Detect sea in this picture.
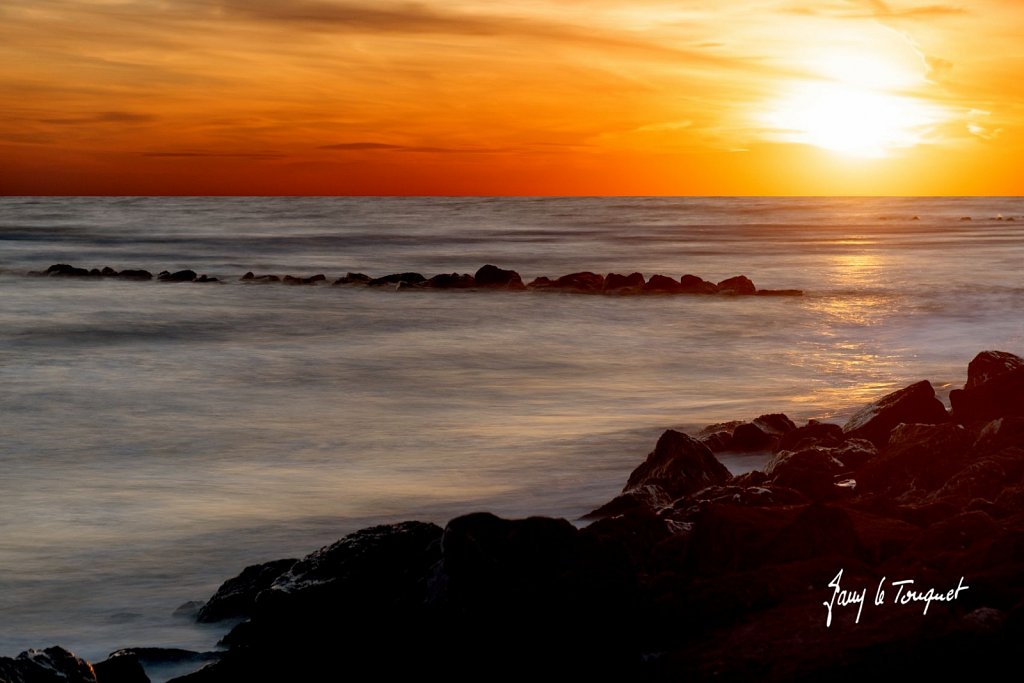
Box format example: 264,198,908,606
1,196,1022,674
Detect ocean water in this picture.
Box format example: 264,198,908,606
1,197,1022,667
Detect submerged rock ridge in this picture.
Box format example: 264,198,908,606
28,263,803,297
11,350,1024,682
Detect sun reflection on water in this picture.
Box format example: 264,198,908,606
784,251,912,416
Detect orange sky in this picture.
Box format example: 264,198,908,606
1,0,1022,195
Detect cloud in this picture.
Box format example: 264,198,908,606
924,54,954,80
865,1,966,18
590,119,705,152
143,151,287,159
319,142,405,150
319,141,511,154
41,111,157,125
966,109,1002,140
206,0,779,74
786,1,965,19
213,0,502,34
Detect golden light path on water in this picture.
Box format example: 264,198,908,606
785,250,914,413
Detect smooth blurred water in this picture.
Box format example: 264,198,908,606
1,197,1022,664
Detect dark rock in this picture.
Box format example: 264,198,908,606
172,600,203,618
117,270,153,280
764,447,846,500
901,510,999,569
974,417,1024,454
333,272,370,285
731,422,773,451
45,263,91,277
828,438,878,469
843,508,921,563
684,503,803,573
93,652,149,683
761,440,874,498
100,267,118,277
367,272,426,286
716,275,756,294
0,647,96,683
963,607,1006,633
109,649,219,666
965,350,1024,389
623,429,732,504
695,421,746,451
431,512,639,676
259,521,442,607
158,269,197,283
425,272,476,288
642,274,684,293
994,483,1024,514
526,276,552,287
933,446,1024,506
583,485,665,519
439,513,601,606
114,649,220,683
196,558,297,623
697,420,744,439
776,419,844,452
856,422,973,498
241,272,277,282
753,413,797,437
732,470,769,487
581,507,673,573
764,503,865,565
679,483,807,508
194,275,218,283
89,268,102,276
395,281,422,290
679,274,719,294
603,272,645,291
473,264,525,289
700,429,734,452
551,271,605,292
188,514,639,681
842,380,948,447
282,274,325,285
193,522,443,680
951,351,1024,423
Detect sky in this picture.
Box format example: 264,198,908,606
1,0,1022,195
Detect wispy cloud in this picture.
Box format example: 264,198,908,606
319,141,510,153
143,150,287,159
41,111,157,125
213,0,505,34
786,0,965,19
966,109,1003,140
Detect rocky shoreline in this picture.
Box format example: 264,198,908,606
29,263,803,296
4,350,1022,682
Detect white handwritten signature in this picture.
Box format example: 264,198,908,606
824,568,969,627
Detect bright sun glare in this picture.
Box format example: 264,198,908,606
762,48,945,158
765,83,939,158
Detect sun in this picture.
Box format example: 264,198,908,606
762,82,941,158
758,43,949,159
